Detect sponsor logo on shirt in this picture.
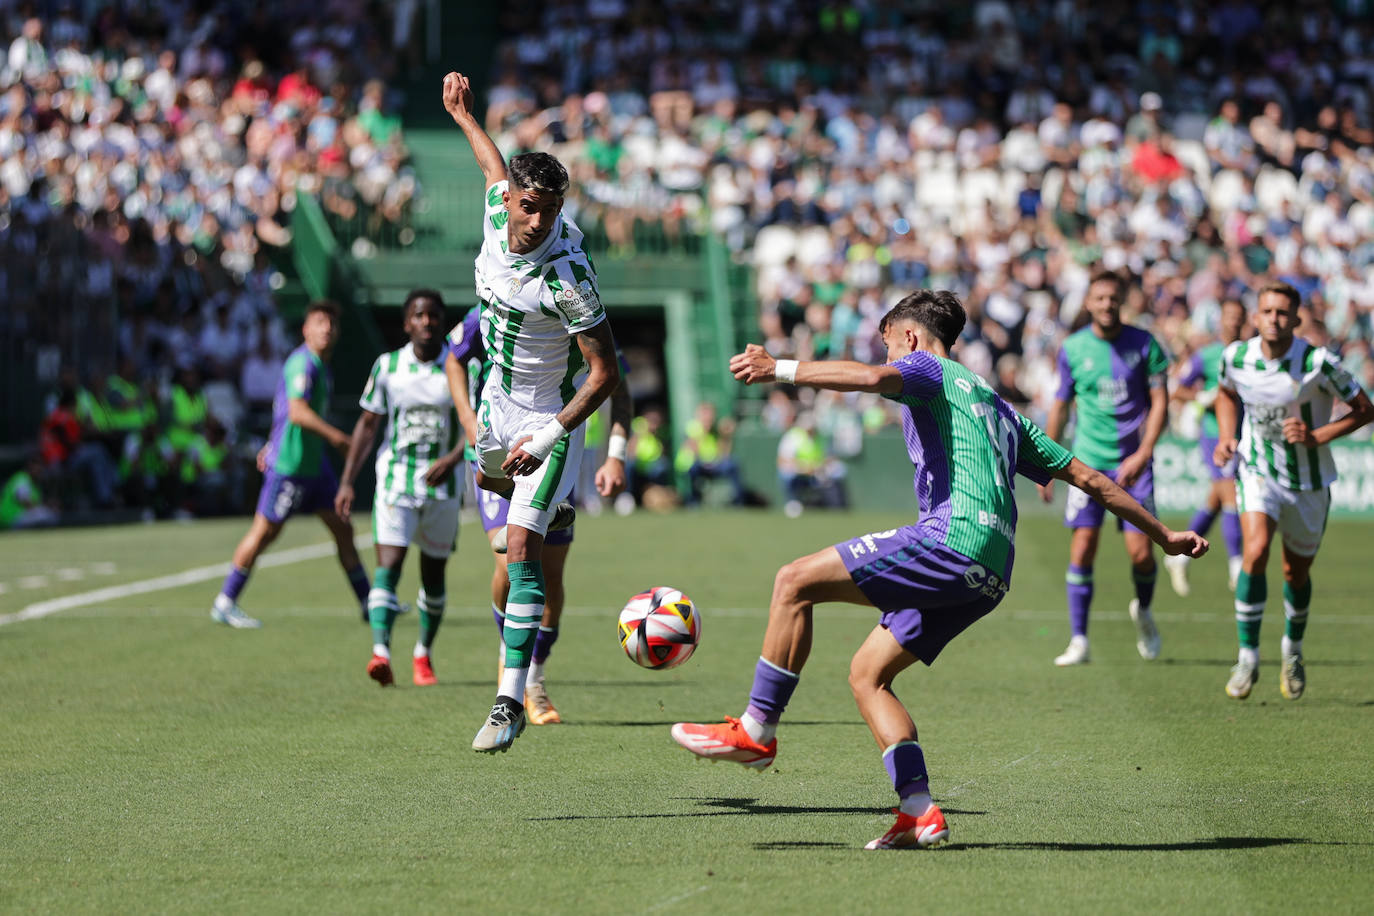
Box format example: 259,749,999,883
554,280,601,322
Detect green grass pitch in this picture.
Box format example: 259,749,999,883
1,510,1371,914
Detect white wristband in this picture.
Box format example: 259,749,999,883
607,433,628,462
774,359,799,384
525,418,568,461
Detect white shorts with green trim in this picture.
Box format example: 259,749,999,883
372,496,461,558
476,387,585,536
1235,469,1329,558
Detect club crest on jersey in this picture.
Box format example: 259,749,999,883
554,280,600,321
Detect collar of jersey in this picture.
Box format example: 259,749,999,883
405,342,442,369
503,215,563,265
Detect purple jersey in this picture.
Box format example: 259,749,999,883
264,344,331,477
1055,325,1169,470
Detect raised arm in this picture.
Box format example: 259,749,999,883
442,71,507,187
730,343,903,393
1054,457,1209,558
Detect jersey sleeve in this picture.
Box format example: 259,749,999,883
282,351,316,402
542,258,606,335
883,351,943,401
1316,348,1364,401
358,356,388,415
1014,412,1074,485
1054,345,1075,401
1145,335,1169,388
446,309,484,364
1178,352,1204,388
483,180,509,246
1217,341,1240,390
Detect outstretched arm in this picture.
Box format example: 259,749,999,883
1053,457,1208,558
730,343,903,393
442,71,507,187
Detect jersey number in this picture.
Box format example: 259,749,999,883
970,402,1017,487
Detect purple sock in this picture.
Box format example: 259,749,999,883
882,741,930,798
345,564,369,605
1188,506,1218,537
1133,564,1157,608
533,625,559,663
1221,510,1242,559
492,604,506,642
1066,564,1093,636
220,566,249,601
744,657,799,725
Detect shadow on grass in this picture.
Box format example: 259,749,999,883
530,797,987,822
1160,658,1368,668
944,837,1341,852
565,719,856,728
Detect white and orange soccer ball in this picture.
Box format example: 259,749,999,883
617,587,701,669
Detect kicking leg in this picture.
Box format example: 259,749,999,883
673,546,869,768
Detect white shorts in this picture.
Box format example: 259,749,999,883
475,387,585,536
1235,470,1330,558
372,497,461,558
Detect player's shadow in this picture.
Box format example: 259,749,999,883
530,797,987,822
943,837,1345,852
567,719,856,728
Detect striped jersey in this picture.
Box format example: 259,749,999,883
1219,336,1364,490
887,352,1074,573
1055,325,1169,469
359,343,461,506
475,180,606,413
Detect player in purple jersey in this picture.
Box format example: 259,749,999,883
211,301,370,628
1040,271,1170,667
670,291,1208,850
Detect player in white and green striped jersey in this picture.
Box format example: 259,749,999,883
1215,282,1374,701
335,291,465,689
444,71,622,752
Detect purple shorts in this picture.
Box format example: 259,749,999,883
1064,464,1155,533
835,526,1008,665
473,476,574,546
1199,434,1238,481
256,465,338,525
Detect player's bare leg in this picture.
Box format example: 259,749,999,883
1057,525,1100,665
1278,544,1316,700
673,547,865,769
849,626,949,849
1123,529,1160,660
212,514,283,628
319,508,371,620
1229,512,1279,698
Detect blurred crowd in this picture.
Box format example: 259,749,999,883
490,0,1374,498
0,1,414,524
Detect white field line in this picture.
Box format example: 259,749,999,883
0,534,369,627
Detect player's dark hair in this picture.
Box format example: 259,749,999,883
403,288,445,316
1088,269,1126,299
880,290,966,349
305,299,341,321
1257,281,1300,312
508,152,570,196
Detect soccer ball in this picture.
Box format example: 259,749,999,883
617,587,701,669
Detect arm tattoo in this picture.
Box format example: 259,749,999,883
556,322,621,432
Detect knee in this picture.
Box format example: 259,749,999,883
1244,541,1269,567
771,561,808,608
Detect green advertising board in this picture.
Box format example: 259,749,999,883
1152,435,1374,518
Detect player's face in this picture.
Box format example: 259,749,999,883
881,320,920,361
505,186,562,254
1254,292,1297,345
1085,280,1123,333
405,298,444,351
1220,302,1247,343
303,311,339,353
